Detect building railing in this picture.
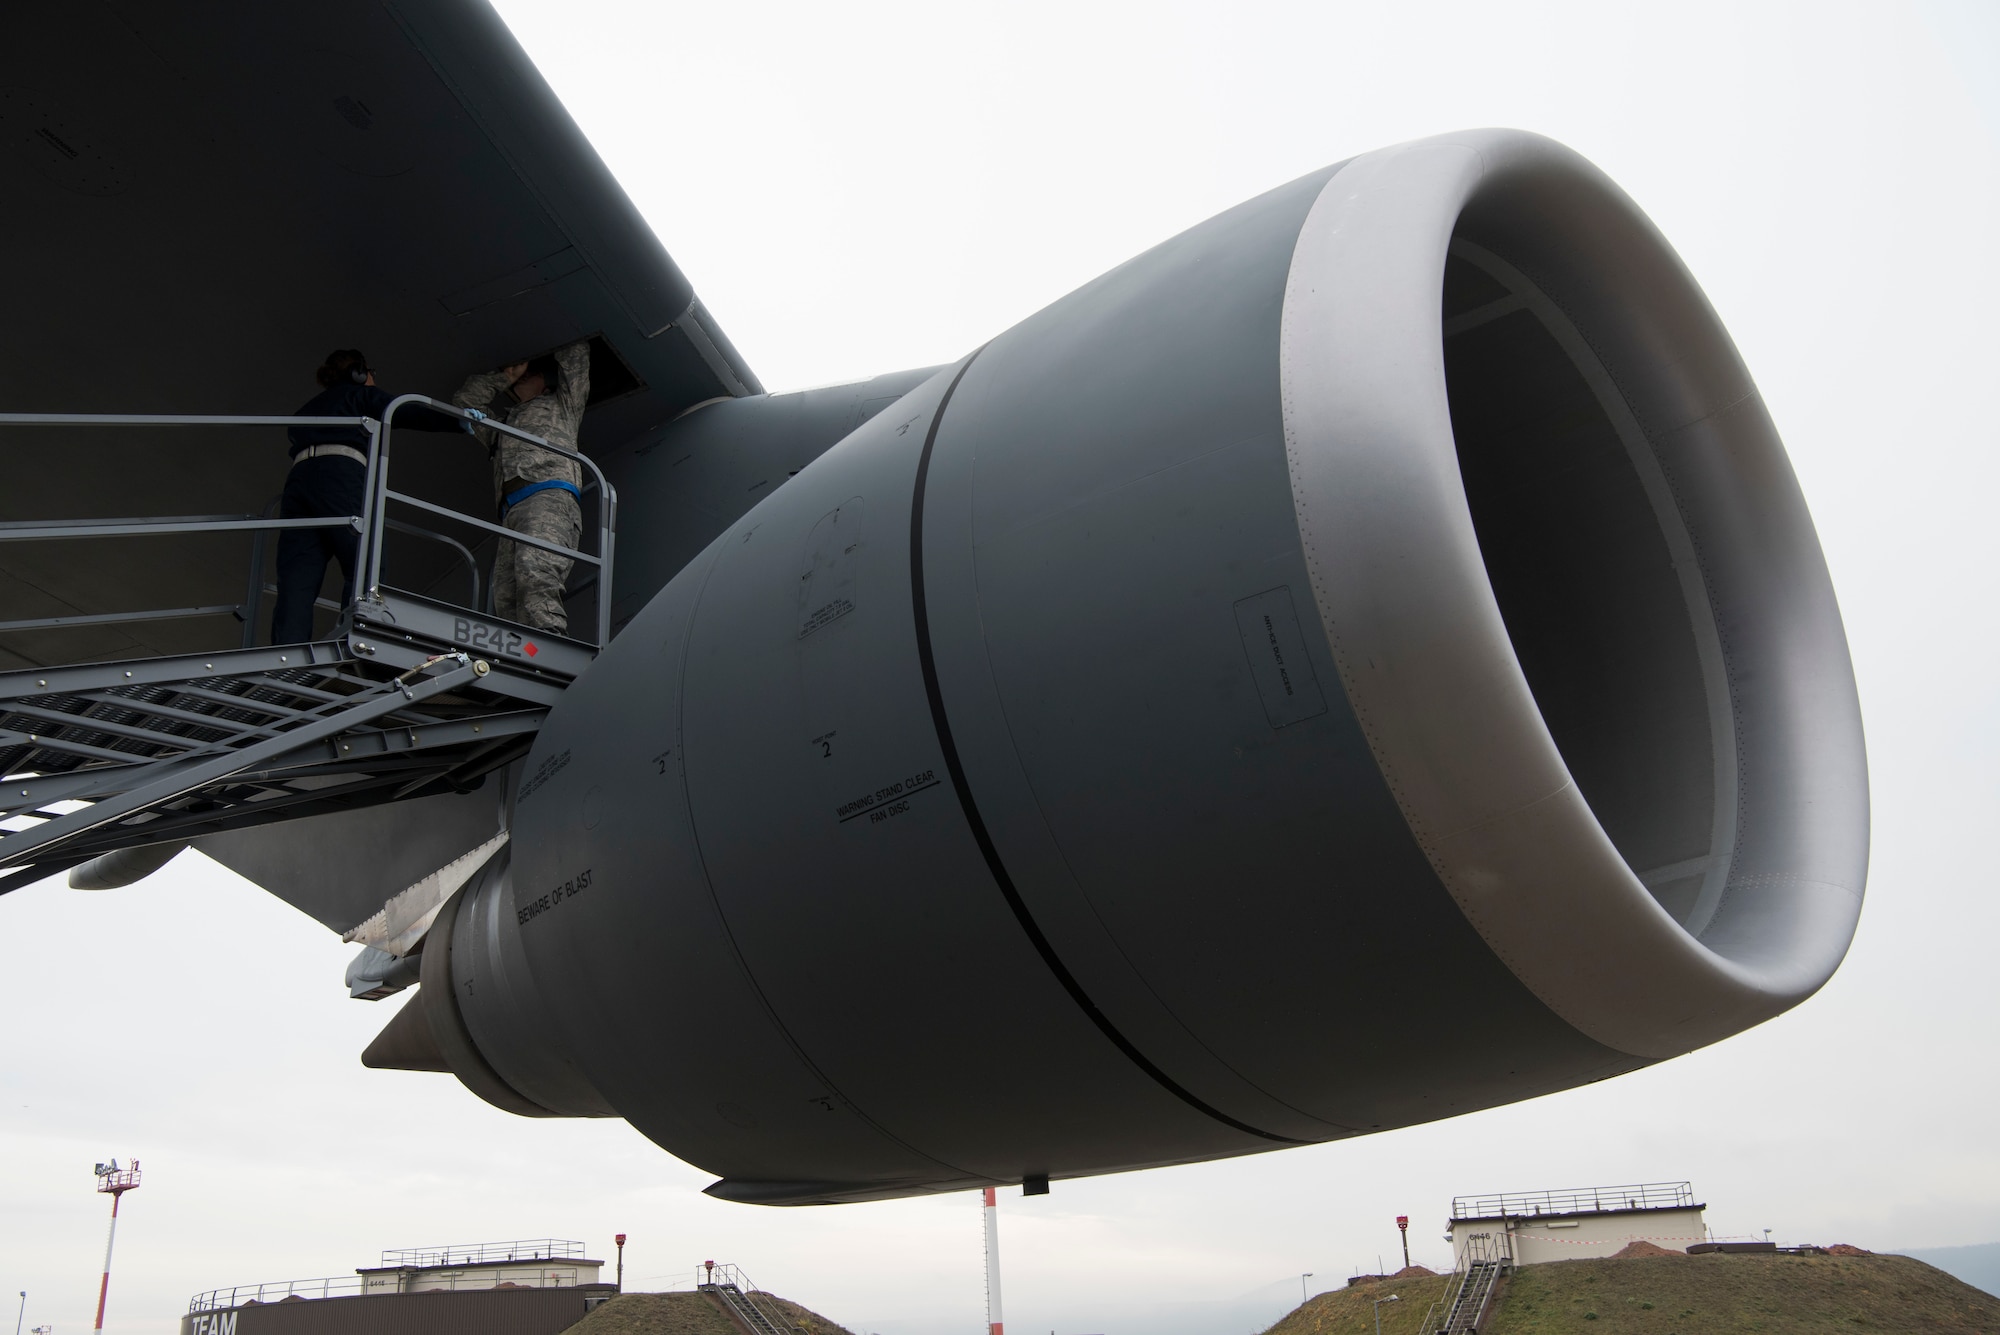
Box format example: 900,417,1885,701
381,1238,586,1268
187,1276,363,1312
0,400,617,650
1451,1180,1697,1220
188,1262,593,1313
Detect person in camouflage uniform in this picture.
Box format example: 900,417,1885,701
453,339,591,633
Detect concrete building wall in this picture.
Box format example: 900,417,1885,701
1449,1206,1709,1267
358,1260,602,1294
181,1287,594,1335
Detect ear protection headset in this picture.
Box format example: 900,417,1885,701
316,349,372,390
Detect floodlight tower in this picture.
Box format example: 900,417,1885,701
91,1158,141,1335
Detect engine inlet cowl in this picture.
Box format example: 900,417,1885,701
1278,132,1866,1058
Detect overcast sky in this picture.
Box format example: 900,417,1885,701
5,3,1998,1334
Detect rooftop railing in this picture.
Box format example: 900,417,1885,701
186,1265,594,1314
380,1238,586,1268
1450,1181,1697,1220
187,1275,362,1312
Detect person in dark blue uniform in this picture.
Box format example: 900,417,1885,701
271,349,467,644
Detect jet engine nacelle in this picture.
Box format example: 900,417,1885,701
415,130,1867,1204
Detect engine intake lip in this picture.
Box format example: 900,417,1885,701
1278,129,1867,1059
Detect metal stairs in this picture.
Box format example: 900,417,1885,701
696,1266,800,1335
705,1284,790,1335
0,400,616,893
1434,1255,1506,1334
0,590,598,892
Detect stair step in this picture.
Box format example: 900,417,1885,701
0,614,565,885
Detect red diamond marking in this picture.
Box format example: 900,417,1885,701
523,642,539,657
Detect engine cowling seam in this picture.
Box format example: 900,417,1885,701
907,348,1302,1148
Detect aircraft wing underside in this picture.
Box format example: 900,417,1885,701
0,0,757,672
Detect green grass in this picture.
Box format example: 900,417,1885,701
568,1289,854,1335
1262,1273,1457,1335
1263,1253,2000,1335
569,1291,740,1335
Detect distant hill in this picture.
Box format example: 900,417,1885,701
1899,1243,2000,1299
1260,1252,2000,1334
568,1289,856,1335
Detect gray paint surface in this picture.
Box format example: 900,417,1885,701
1276,132,1864,1058
0,0,1868,1203
918,165,1628,1139
0,0,755,670
198,785,504,936
465,133,1861,1201
600,367,942,630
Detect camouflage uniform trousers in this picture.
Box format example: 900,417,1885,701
494,488,581,633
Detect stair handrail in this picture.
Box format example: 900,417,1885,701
1432,1231,1512,1335
695,1263,806,1335
1435,1232,1502,1335
367,394,618,645
711,1284,773,1335
1468,1261,1503,1332
0,413,373,645
240,495,484,647
0,404,618,653
741,1285,802,1335
1439,1263,1475,1333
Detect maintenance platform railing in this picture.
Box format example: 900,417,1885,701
1450,1181,1697,1220
0,399,616,891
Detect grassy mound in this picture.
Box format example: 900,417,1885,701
1262,1273,1456,1335
1489,1252,1998,1333
1261,1253,2000,1335
569,1289,854,1335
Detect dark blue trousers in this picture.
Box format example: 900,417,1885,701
271,456,364,645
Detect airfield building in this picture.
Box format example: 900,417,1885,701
1447,1182,1710,1268
182,1238,613,1335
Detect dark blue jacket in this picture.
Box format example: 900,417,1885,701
288,384,468,457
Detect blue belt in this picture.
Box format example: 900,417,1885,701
501,479,582,513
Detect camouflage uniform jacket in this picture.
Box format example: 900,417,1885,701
452,338,591,496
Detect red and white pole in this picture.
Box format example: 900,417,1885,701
90,1160,140,1335
92,1190,121,1335
982,1187,1004,1335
